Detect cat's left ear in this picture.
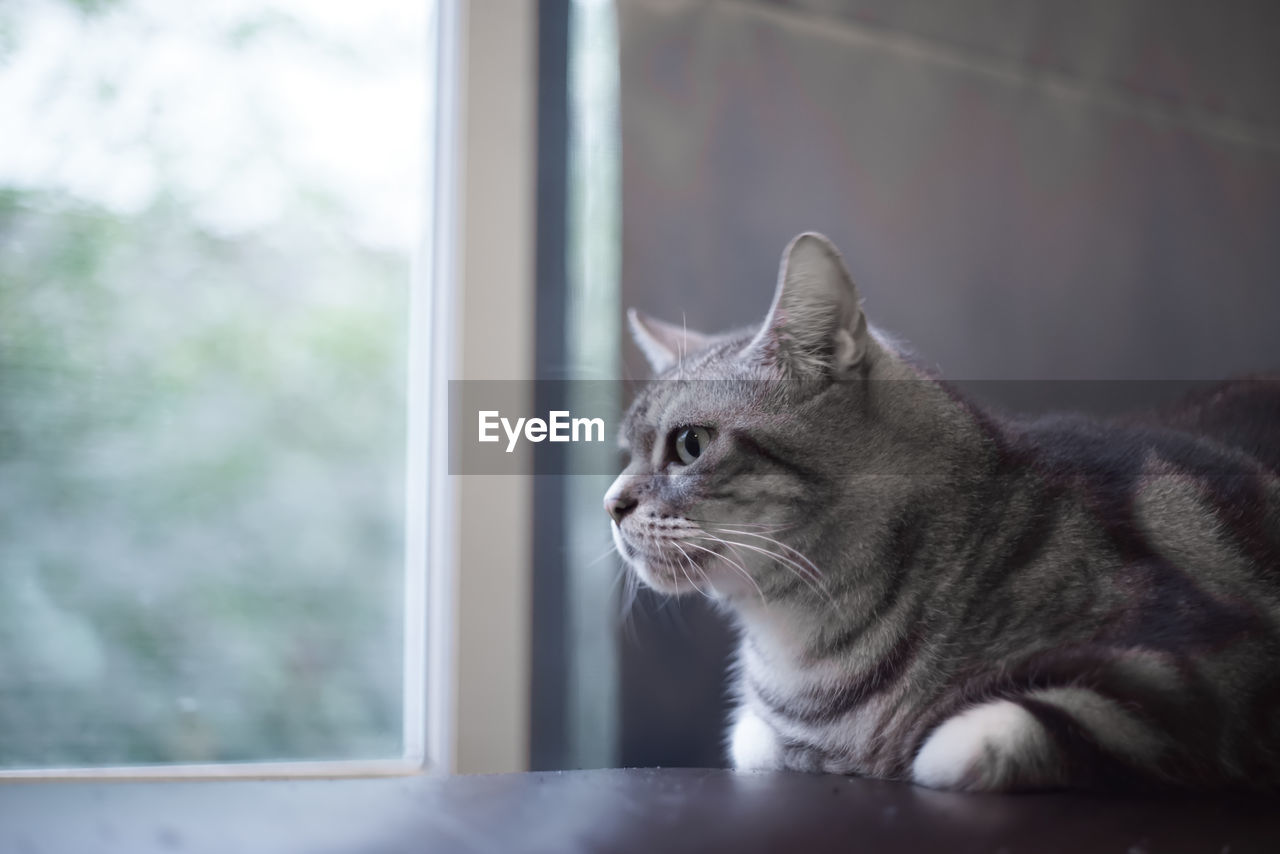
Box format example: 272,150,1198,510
627,308,713,375
745,232,872,378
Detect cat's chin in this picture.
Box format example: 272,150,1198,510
615,527,759,600
629,557,707,596
628,554,761,602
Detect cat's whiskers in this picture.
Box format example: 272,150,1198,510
587,539,621,568
681,539,768,609
610,562,639,641
681,544,722,601
679,312,688,380
700,532,838,609
597,537,639,634
671,541,715,601
619,567,643,643
687,517,795,534
707,528,823,579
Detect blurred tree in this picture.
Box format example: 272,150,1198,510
0,0,419,766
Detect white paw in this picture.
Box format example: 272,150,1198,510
912,699,1061,792
729,709,782,771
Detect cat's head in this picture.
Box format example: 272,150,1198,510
605,233,909,602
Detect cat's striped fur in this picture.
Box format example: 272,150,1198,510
606,233,1280,792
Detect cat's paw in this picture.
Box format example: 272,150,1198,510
729,709,782,771
912,699,1063,792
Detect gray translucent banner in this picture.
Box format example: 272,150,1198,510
448,378,1279,475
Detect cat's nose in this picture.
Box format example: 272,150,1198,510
605,493,638,523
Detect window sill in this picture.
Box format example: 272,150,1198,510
2,767,1275,854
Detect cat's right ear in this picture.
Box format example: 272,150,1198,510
628,308,711,375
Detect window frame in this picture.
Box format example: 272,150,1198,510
0,0,537,782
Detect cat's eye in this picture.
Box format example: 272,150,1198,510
673,426,714,465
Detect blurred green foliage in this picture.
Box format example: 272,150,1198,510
0,1,411,767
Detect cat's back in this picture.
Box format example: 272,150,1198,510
1130,376,1280,475
999,377,1280,485
987,386,1280,596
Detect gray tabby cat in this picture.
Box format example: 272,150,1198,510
605,232,1280,792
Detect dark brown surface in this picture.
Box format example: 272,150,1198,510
3,768,1279,853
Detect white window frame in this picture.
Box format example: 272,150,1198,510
429,0,535,776
0,0,535,781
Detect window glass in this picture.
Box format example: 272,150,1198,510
0,0,426,767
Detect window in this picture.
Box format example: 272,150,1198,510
0,0,432,775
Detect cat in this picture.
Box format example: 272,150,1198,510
605,232,1280,792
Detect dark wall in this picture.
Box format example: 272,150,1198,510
615,0,1280,767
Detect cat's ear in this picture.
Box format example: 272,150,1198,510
745,232,871,378
628,308,712,375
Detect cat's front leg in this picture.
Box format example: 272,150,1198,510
729,707,784,771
